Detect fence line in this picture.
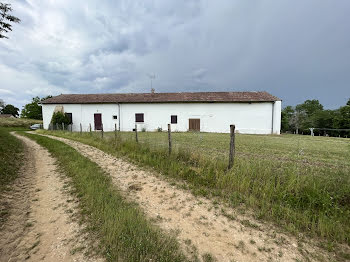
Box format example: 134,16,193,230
47,123,238,169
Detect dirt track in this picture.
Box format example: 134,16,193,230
37,133,335,262
0,133,101,262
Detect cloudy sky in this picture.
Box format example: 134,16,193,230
1,0,349,110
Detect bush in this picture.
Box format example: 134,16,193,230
51,112,69,125
157,127,162,132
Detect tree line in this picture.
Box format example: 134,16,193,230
282,98,350,137
0,96,51,119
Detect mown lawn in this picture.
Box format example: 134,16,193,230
38,130,350,249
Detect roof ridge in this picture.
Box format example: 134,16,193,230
42,91,281,104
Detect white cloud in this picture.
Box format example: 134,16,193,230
0,89,14,95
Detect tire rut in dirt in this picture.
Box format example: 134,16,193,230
0,133,102,262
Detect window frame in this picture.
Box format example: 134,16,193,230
171,115,177,124
135,113,144,123
65,113,73,124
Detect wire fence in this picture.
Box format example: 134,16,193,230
44,121,350,174
47,122,238,169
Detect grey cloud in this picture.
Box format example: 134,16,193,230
0,0,349,109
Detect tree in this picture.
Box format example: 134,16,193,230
338,105,350,129
347,98,350,106
21,96,52,120
0,2,20,39
281,106,295,132
0,104,19,117
295,99,324,116
51,112,69,126
0,99,4,109
295,100,324,130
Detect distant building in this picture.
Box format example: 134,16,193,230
41,91,281,134
0,114,15,118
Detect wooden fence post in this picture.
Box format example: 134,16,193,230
55,123,58,130
62,123,64,131
228,124,235,169
168,124,172,155
89,123,92,133
80,123,82,134
101,124,104,139
114,123,117,141
135,124,138,143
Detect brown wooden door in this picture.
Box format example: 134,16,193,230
94,113,102,130
189,119,200,131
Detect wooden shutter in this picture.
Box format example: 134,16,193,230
135,113,144,122
171,115,177,124
65,113,72,124
189,119,200,131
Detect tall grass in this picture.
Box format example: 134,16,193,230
0,128,24,192
38,130,350,246
23,132,187,262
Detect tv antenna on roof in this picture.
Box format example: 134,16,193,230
147,73,156,92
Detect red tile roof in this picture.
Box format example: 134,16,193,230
41,91,281,104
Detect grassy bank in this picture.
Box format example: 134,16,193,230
22,132,187,262
0,118,42,128
0,128,24,224
38,130,350,248
0,128,24,192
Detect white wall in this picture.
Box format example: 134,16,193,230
42,104,119,132
273,101,281,135
42,102,281,134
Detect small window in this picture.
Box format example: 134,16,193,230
171,115,177,124
65,113,72,124
135,113,144,123
113,115,118,119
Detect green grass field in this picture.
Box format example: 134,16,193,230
38,130,350,249
104,131,350,169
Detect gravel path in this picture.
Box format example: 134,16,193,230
35,133,335,262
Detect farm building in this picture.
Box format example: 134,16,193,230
41,91,281,134
0,114,15,118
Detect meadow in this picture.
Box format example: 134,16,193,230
38,129,350,249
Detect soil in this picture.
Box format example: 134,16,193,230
0,133,102,262
38,133,339,262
